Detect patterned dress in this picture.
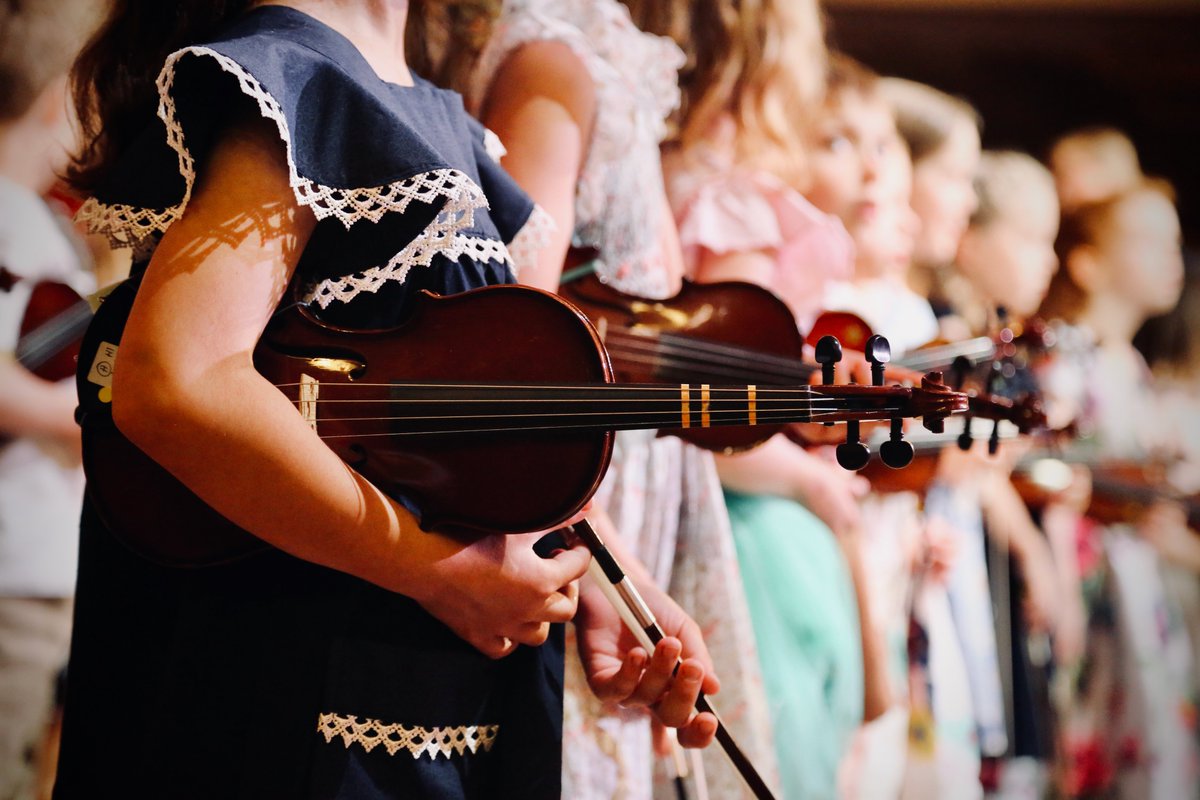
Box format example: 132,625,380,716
55,8,559,798
472,3,777,798
665,129,865,799
1041,327,1199,799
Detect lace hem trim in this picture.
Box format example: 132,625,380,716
302,232,512,308
317,712,499,760
506,204,556,279
77,45,488,263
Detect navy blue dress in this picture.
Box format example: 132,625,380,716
55,8,563,799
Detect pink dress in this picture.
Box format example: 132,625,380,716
665,124,853,333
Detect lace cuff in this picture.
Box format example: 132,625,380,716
506,204,556,279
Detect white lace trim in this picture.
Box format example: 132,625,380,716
303,232,512,307
506,204,556,279
483,127,508,163
317,712,499,760
77,45,489,282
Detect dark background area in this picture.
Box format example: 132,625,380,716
824,0,1200,242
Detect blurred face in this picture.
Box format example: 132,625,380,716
910,118,981,266
958,190,1059,317
804,89,906,242
1050,140,1140,212
1097,189,1185,316
854,137,919,280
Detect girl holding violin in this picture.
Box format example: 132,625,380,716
639,13,889,797
1038,179,1196,800
935,150,1072,796
803,61,983,798
460,2,770,797
55,2,714,796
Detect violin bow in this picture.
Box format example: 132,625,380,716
567,519,778,800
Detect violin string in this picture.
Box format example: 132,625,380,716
279,403,917,423
269,381,914,398
601,328,816,378
311,408,907,439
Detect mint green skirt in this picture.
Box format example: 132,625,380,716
725,490,863,800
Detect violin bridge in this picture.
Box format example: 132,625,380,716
299,374,319,432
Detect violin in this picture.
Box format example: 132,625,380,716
75,277,967,567
1,269,93,445
560,272,936,467
858,393,1049,494
1014,457,1200,529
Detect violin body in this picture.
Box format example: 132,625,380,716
18,280,90,381
77,279,615,566
78,278,963,567
560,273,806,452
2,276,92,447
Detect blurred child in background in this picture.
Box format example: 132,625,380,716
0,2,100,797
1039,180,1197,799
1049,126,1143,214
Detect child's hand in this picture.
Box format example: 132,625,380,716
404,526,591,659
919,516,960,584
575,576,720,749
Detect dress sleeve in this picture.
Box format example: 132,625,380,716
76,35,489,286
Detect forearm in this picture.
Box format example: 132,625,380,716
980,472,1045,564
114,335,427,598
714,433,822,501
841,538,892,719
0,358,80,443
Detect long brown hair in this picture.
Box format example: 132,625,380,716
68,1,255,195
620,0,826,184
405,0,501,96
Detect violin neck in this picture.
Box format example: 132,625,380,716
17,298,92,371
896,337,995,373
319,381,905,437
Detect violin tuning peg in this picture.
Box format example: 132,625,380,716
837,441,872,471
865,335,891,387
881,417,914,469
880,439,915,469
836,419,871,471
815,336,842,385
950,355,971,390
957,415,974,451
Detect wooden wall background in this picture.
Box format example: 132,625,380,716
824,0,1200,241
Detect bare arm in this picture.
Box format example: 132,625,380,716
0,359,79,448
111,120,589,657
693,247,776,289
479,41,596,291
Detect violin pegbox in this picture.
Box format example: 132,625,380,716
904,370,968,435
